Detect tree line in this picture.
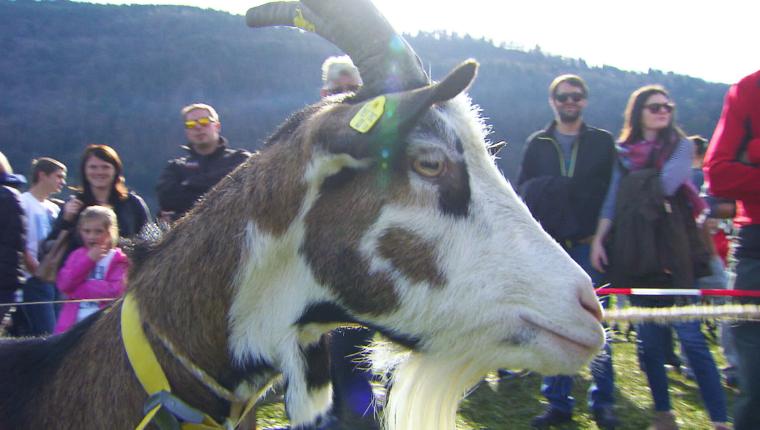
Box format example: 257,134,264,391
0,0,729,209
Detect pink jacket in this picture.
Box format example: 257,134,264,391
54,247,129,333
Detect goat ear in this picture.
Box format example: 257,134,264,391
318,60,478,161
425,59,478,104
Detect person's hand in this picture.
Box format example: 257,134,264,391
87,244,109,262
703,217,719,234
63,197,84,222
590,239,608,273
24,251,39,274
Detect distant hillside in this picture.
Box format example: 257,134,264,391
0,0,729,209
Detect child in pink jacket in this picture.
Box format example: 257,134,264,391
54,206,128,333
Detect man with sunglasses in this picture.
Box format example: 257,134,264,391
517,74,618,430
156,103,250,222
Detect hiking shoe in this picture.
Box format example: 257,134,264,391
592,407,619,430
723,366,739,388
647,411,678,430
530,407,572,428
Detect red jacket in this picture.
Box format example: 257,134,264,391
704,70,760,227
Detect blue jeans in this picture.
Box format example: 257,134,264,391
541,243,615,413
732,257,760,430
699,256,739,369
632,299,728,422
0,289,15,322
328,327,376,419
22,276,57,336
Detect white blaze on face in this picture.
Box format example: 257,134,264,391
367,95,604,368
359,96,605,430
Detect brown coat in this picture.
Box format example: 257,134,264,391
607,168,711,291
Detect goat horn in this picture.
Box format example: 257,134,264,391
246,0,430,98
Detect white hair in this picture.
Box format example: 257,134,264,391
321,55,363,90
181,103,220,122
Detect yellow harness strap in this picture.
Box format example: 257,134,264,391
122,294,256,430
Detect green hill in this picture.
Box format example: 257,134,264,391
0,0,729,209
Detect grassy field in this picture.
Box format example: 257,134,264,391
256,329,736,429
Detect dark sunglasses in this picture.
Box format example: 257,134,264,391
184,116,216,129
644,102,675,114
554,92,585,103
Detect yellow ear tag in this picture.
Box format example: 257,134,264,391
350,96,386,134
293,8,316,32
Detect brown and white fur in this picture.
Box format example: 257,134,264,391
0,2,605,430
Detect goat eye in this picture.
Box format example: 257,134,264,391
412,159,445,177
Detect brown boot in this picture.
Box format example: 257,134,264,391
647,411,678,430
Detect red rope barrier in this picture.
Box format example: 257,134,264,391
596,288,760,297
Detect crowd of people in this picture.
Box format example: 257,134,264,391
0,59,757,430
515,71,759,430
0,98,250,334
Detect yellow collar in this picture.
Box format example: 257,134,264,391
121,293,256,430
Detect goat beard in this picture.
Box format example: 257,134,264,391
371,343,491,430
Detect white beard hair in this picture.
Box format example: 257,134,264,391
372,343,490,430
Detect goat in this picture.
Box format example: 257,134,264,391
0,1,605,429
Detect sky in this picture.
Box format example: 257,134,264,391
73,0,758,84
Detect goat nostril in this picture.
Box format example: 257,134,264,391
580,296,603,323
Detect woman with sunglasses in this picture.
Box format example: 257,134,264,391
590,85,728,430
49,144,151,256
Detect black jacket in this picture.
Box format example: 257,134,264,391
517,122,616,242
0,180,24,292
156,138,250,220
